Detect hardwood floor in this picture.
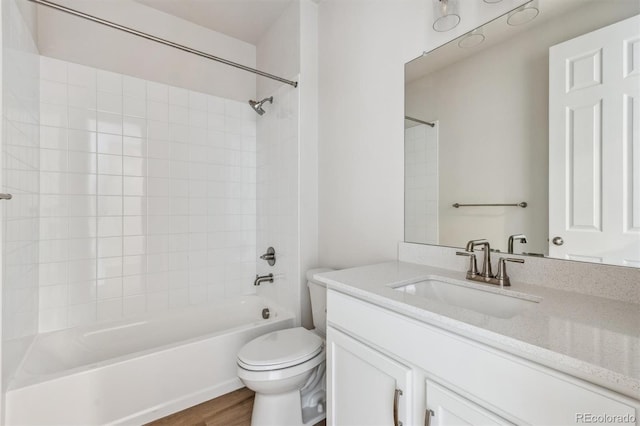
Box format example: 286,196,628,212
147,387,326,426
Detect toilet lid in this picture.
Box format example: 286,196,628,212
237,327,323,370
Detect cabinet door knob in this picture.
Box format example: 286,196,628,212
552,236,564,246
393,388,403,426
425,408,435,426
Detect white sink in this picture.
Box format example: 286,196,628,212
391,276,541,319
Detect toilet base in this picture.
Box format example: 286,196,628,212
251,390,303,426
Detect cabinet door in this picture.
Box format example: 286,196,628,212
425,380,512,426
327,327,412,426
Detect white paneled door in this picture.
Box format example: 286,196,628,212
549,15,640,266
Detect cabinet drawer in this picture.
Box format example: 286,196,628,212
328,290,638,425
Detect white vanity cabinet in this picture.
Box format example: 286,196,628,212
327,328,413,426
326,289,639,426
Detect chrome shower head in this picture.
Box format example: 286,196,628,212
248,96,273,115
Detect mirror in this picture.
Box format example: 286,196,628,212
405,0,640,267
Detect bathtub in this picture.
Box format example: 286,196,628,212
5,296,294,425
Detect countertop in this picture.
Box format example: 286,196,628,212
315,261,640,400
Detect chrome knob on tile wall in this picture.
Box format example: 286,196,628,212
0,193,12,200
260,247,276,266
552,236,564,246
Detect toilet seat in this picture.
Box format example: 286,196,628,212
237,327,323,371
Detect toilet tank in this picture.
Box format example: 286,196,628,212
306,268,334,336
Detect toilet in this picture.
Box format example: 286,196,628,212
237,268,332,426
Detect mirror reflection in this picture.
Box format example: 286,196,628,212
405,0,640,267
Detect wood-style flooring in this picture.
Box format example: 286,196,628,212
147,387,326,426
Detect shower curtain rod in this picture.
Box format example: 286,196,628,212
404,116,435,127
27,0,299,88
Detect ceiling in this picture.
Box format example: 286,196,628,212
135,0,294,45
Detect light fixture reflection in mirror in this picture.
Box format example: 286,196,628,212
483,0,503,3
458,28,485,49
507,0,539,26
433,0,460,32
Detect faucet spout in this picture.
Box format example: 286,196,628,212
254,273,274,286
464,239,492,278
508,234,528,254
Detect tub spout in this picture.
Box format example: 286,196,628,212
254,274,274,286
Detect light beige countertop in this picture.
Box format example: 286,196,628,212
315,261,640,401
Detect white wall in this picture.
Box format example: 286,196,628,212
38,57,258,332
36,0,256,102
318,0,427,269
1,0,40,393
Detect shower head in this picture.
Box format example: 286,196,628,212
249,96,273,115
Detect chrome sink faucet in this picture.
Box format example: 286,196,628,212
457,239,524,287
465,239,493,278
508,234,527,254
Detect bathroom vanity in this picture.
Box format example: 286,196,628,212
316,262,640,426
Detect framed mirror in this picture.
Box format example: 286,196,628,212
405,0,640,267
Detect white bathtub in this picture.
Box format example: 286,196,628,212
5,296,294,425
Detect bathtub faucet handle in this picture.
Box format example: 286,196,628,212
259,247,276,266
254,274,274,286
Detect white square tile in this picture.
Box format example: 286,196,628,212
39,307,68,332
97,277,123,299
97,70,122,94
69,107,97,132
98,216,123,237
98,133,122,155
147,82,169,102
98,237,123,258
68,217,97,238
189,92,207,111
97,112,123,135
123,116,146,138
124,236,146,256
123,198,146,216
123,136,146,157
123,255,146,276
68,259,97,283
169,288,189,308
68,281,97,305
39,284,68,309
41,126,68,150
68,151,97,173
97,175,123,196
68,130,97,152
98,154,122,176
123,275,146,296
68,63,96,88
169,87,189,106
69,238,97,260
97,257,123,279
124,97,146,118
124,215,146,235
123,157,145,176
41,80,67,105
68,85,97,109
97,91,123,114
67,174,97,195
41,56,67,83
147,101,169,122
207,95,225,114
123,76,146,98
40,103,68,127
124,176,145,196
68,195,97,216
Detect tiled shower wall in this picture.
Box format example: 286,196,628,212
2,0,40,342
38,57,257,332
256,82,300,318
405,123,438,245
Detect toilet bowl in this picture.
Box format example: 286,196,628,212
237,268,333,426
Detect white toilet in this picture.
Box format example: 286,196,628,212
237,268,332,426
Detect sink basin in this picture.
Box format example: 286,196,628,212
391,276,541,319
